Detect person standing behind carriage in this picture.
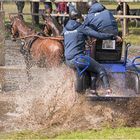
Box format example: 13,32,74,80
57,2,68,25
44,2,52,15
84,0,118,35
15,1,25,19
116,2,130,34
63,9,122,95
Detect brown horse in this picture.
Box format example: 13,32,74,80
42,15,63,36
9,15,36,40
9,15,64,68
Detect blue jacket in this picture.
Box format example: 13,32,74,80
63,20,116,60
84,3,118,35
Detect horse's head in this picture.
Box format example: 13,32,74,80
43,17,52,36
9,14,23,40
9,14,36,40
43,15,62,36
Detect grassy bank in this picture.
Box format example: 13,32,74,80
0,127,140,139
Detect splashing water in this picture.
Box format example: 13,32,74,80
1,65,78,131
0,39,139,135
0,65,139,134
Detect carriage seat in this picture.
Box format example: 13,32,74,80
95,39,123,62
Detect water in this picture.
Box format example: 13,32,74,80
0,40,139,134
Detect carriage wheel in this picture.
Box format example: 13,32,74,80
74,71,91,93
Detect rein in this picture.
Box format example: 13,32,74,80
17,35,64,41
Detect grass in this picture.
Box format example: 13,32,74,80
4,2,44,23
3,2,140,46
125,27,140,46
0,127,140,139
3,2,140,21
56,127,140,139
103,2,140,9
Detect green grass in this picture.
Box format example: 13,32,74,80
0,127,140,139
3,2,140,21
3,2,140,45
4,2,44,22
125,27,140,46
103,2,140,9
56,127,140,139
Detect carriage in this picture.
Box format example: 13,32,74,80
74,39,140,101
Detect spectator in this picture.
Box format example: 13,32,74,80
52,1,57,14
30,2,39,24
57,2,68,14
67,2,77,13
57,2,68,25
44,2,52,15
116,2,130,34
116,2,130,15
40,0,51,14
15,1,25,19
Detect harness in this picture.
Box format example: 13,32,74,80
21,32,47,55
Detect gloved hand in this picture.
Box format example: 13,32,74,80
115,36,122,43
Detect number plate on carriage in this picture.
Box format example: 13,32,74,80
102,40,116,50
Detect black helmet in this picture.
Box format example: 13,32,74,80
69,9,82,20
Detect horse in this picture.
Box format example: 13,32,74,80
9,14,64,68
9,14,36,40
42,15,63,36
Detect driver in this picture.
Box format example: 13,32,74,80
63,9,122,95
84,0,118,35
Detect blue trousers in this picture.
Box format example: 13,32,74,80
66,55,110,89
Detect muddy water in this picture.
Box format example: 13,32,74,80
0,40,139,134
